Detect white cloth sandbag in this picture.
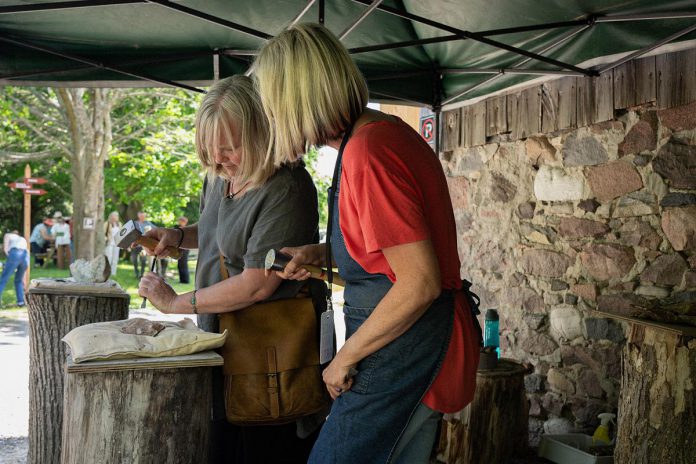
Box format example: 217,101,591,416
62,318,227,363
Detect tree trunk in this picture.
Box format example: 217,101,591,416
27,284,129,464
61,364,213,464
438,359,529,464
615,325,696,464
57,88,113,260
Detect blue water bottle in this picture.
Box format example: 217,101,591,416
484,309,500,358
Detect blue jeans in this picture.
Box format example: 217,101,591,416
392,403,443,463
308,296,453,464
0,248,29,305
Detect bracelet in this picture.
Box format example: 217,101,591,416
190,289,198,314
174,226,185,249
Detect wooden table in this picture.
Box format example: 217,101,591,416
27,279,129,464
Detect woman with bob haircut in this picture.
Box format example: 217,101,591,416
138,75,320,464
254,23,481,463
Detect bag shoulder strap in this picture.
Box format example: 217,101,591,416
325,124,355,289
219,254,230,280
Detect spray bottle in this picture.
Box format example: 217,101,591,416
592,413,616,445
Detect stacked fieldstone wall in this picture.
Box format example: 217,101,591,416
441,75,696,444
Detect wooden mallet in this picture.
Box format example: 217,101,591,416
265,249,345,287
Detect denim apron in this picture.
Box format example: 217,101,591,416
308,136,454,464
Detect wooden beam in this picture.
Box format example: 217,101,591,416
442,108,461,151
486,95,507,137
634,55,657,105
613,61,636,109
657,48,696,109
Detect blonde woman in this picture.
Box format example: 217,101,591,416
138,75,320,463
104,211,121,276
255,24,481,464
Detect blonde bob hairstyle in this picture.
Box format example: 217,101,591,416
253,23,369,165
195,75,273,187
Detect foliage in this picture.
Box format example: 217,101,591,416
304,147,330,228
106,89,204,226
0,86,205,234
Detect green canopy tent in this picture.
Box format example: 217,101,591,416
2,0,696,147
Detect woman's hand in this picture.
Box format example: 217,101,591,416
276,243,326,281
322,354,357,400
138,272,178,313
143,227,181,257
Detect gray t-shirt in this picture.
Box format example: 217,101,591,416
195,164,319,333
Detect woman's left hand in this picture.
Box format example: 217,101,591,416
138,272,178,313
322,356,357,400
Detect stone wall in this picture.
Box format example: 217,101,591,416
442,100,696,444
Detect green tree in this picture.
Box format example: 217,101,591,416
105,90,203,226
0,87,203,256
304,147,330,229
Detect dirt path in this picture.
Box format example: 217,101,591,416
0,310,29,464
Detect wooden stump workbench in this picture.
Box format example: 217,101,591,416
60,352,222,464
27,278,130,464
438,358,530,464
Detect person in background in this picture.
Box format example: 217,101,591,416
0,230,29,308
176,216,190,284
52,212,71,269
67,216,75,263
104,211,122,276
29,217,53,267
130,211,153,279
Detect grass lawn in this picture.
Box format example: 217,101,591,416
0,257,196,309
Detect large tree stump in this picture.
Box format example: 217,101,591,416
438,359,529,464
615,324,696,464
27,280,129,464
61,353,221,464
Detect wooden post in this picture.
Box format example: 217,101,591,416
60,353,220,464
24,163,31,288
437,359,529,464
27,281,129,464
615,324,696,464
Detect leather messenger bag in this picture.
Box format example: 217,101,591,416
218,256,330,425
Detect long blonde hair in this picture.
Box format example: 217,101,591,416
253,23,368,165
195,75,273,187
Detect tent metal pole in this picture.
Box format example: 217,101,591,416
0,0,141,14
369,90,428,107
1,50,218,80
350,18,595,54
441,24,590,106
339,0,384,41
434,109,441,154
288,0,316,27
0,35,206,93
598,22,696,73
368,67,584,81
349,0,594,76
220,49,258,56
596,12,696,22
318,0,325,24
144,0,271,39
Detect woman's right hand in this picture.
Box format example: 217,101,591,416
276,243,326,281
143,227,180,258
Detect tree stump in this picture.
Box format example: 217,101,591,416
438,359,529,464
615,324,696,464
27,280,129,464
61,353,221,464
